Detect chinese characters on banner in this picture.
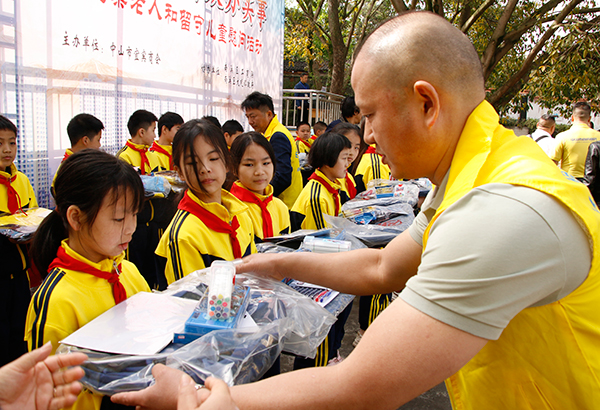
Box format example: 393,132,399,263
98,0,266,55
10,0,283,207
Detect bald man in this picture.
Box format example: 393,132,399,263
112,11,600,410
530,113,556,157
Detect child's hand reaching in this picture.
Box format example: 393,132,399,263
178,375,239,410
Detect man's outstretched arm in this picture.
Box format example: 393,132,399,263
237,228,423,296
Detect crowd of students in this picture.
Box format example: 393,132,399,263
0,90,398,408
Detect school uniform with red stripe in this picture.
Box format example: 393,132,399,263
295,137,312,154
355,145,391,193
230,181,290,242
149,141,173,171
0,163,37,367
339,172,357,204
290,169,342,231
156,189,256,285
24,240,149,410
116,140,164,175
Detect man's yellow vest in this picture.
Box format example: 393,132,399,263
423,101,600,409
264,115,302,208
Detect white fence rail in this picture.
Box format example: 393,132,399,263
281,89,344,129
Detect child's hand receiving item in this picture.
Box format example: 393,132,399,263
178,375,239,410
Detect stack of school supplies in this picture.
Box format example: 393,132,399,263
284,279,339,308
56,268,338,395
357,179,420,206
0,207,52,242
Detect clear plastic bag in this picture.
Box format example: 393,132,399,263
140,175,171,198
357,180,420,207
164,270,336,357
255,242,296,253
324,211,415,248
58,270,336,393
0,207,52,242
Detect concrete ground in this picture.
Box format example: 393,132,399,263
281,299,452,410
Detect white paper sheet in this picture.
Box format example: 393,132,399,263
60,292,198,355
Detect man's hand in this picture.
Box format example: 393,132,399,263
236,253,286,281
111,364,183,410
178,376,239,410
0,342,87,410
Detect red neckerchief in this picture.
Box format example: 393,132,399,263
178,191,242,258
61,150,72,163
308,172,341,215
345,173,357,199
0,173,21,214
365,146,378,155
125,141,150,175
295,137,311,149
49,246,127,305
230,183,274,238
150,142,173,169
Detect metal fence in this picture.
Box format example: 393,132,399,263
281,89,344,129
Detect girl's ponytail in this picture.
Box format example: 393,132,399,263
31,149,144,279
31,210,67,278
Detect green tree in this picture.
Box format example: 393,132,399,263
285,0,395,94
286,0,600,113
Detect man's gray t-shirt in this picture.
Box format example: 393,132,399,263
402,174,591,339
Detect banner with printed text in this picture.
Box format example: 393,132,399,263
0,0,284,207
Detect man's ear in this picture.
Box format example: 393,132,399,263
81,136,90,146
413,80,440,130
66,205,84,231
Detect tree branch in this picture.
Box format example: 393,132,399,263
297,0,331,44
390,0,408,13
460,0,496,33
481,0,520,78
345,0,369,49
488,0,586,106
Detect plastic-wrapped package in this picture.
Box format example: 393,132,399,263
341,201,414,226
324,211,415,248
155,171,186,193
58,320,285,394
356,180,420,207
255,242,296,253
57,269,337,393
164,270,336,357
140,175,171,198
408,177,433,197
0,207,52,242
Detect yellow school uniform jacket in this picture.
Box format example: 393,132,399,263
355,148,391,192
264,115,303,208
230,181,290,242
149,142,173,171
339,172,357,204
291,169,341,231
0,164,37,274
424,101,600,409
156,189,256,284
51,148,74,189
25,240,149,410
295,137,312,154
116,140,164,175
